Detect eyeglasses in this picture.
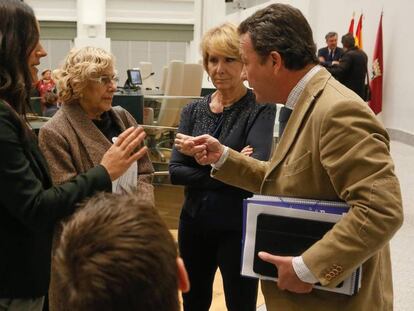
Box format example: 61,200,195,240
90,75,119,86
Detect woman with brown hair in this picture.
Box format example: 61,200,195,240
0,1,147,310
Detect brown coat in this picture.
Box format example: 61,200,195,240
38,102,154,311
213,68,403,311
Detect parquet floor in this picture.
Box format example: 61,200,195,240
154,184,265,311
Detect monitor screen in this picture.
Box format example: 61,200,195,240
127,69,142,86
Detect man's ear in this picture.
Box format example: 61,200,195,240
177,257,190,293
269,51,282,73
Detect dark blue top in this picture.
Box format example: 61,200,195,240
169,89,276,230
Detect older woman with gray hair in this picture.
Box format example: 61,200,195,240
38,46,154,311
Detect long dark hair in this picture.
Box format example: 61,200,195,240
0,0,39,116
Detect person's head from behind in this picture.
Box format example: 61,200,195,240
325,32,338,50
238,3,318,103
53,46,118,119
341,33,355,51
0,0,47,113
201,22,244,93
55,192,189,311
44,91,58,108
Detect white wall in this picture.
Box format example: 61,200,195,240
201,0,414,135
308,0,414,137
26,0,194,24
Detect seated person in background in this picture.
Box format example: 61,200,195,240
169,22,275,311
55,192,190,311
38,46,154,311
36,69,55,109
327,33,368,100
317,32,343,67
43,91,59,117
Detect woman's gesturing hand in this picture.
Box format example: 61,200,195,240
101,127,148,181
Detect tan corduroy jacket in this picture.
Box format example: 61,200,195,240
213,68,403,311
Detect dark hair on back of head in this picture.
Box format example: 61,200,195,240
238,3,318,70
341,33,355,49
56,192,180,311
44,91,58,107
0,0,39,115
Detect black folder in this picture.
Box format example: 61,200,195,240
241,195,362,295
253,213,335,278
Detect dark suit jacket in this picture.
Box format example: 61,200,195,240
318,46,344,67
0,100,112,298
327,47,368,100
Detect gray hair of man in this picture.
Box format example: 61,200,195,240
325,32,338,40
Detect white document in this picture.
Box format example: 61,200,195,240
112,162,137,194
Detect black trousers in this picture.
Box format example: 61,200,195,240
179,214,258,311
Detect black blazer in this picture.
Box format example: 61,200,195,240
318,46,344,67
327,47,368,100
169,90,276,230
0,101,112,298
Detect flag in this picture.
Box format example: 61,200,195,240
355,14,363,49
369,13,383,115
348,12,355,35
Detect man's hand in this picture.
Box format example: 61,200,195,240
174,134,224,165
192,134,224,165
258,252,313,294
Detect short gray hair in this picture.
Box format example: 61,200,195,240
325,32,338,40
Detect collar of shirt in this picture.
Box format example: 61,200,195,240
284,65,322,110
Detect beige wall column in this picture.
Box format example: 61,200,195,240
74,0,110,51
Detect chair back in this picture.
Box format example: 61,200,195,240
157,60,185,127
159,65,168,93
139,61,156,90
182,63,203,96
30,97,42,116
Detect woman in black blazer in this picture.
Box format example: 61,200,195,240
0,1,148,310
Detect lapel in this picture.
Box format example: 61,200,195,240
0,99,53,186
264,69,331,180
61,102,114,166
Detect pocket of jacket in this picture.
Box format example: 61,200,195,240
283,151,312,176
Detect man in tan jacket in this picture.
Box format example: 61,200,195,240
174,3,403,311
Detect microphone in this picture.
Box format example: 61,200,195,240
142,72,155,80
